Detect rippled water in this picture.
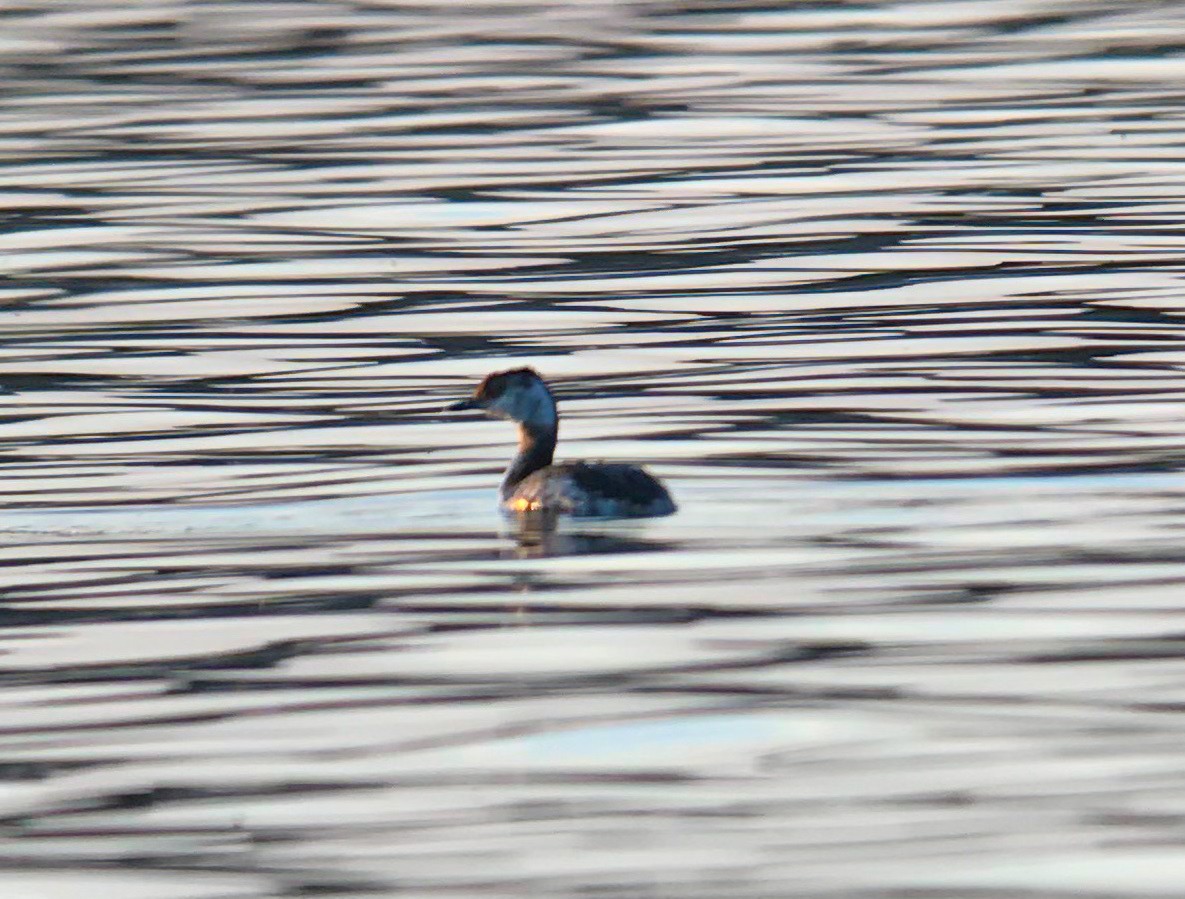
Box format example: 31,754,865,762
8,1,1185,896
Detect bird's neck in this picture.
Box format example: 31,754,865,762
501,420,557,499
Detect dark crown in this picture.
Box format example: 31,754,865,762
476,367,540,400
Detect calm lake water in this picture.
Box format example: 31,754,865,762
6,0,1185,896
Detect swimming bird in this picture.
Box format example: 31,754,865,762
445,367,676,518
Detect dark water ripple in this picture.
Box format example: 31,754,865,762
4,1,1185,896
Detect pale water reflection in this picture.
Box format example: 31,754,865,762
5,0,1185,896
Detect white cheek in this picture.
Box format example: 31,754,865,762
486,395,515,418
486,382,556,425
522,385,556,425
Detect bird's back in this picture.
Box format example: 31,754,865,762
504,461,676,517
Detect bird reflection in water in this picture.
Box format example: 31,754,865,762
500,512,672,618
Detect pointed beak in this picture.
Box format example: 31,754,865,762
443,398,479,412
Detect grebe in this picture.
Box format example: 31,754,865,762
446,367,676,518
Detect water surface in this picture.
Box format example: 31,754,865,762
5,1,1185,896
